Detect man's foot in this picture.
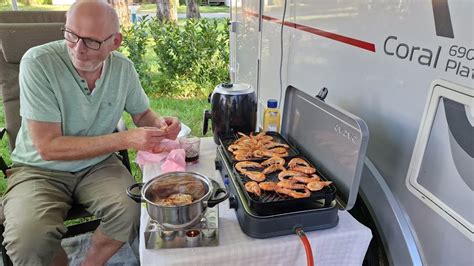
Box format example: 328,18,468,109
81,230,124,266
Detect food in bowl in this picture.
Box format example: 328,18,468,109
156,193,193,206
145,175,206,205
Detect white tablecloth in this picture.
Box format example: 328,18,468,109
139,137,372,265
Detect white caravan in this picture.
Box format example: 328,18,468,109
229,0,473,264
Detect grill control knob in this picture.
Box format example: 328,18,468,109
215,159,222,171
228,195,238,209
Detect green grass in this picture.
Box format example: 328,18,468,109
120,97,209,140
0,97,210,191
0,3,229,13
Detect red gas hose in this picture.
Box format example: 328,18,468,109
295,227,314,266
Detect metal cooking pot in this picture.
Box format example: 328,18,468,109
203,83,257,144
126,172,228,229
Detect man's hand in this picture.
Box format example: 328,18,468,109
132,110,181,140
127,127,167,152
162,116,181,140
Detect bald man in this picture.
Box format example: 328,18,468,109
1,0,180,265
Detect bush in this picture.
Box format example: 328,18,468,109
149,18,229,97
121,17,229,98
15,0,52,5
120,17,153,89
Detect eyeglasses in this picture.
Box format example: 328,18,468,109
62,28,116,51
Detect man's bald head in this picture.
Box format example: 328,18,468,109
66,0,120,33
64,0,123,73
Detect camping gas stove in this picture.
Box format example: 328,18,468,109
214,86,369,239
143,206,219,249
215,144,339,239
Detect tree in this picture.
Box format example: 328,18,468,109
155,0,178,22
185,0,200,19
108,0,131,27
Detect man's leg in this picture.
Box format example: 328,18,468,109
75,155,140,265
2,166,74,265
82,229,123,266
51,248,68,266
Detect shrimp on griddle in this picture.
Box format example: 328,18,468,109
258,181,280,191
235,132,250,143
256,135,274,143
292,166,316,174
245,181,261,196
235,153,254,161
227,144,243,152
263,142,290,149
261,156,285,166
243,171,266,182
288,157,310,168
277,180,307,190
292,174,321,184
276,187,311,198
307,181,332,191
262,164,286,175
288,157,316,174
235,161,262,173
278,170,304,181
263,150,288,158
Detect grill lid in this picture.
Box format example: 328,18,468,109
281,86,369,210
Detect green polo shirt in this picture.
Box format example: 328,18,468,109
12,40,149,172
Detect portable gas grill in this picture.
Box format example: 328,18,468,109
215,86,369,238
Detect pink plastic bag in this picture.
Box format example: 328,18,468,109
161,149,186,173
135,139,186,172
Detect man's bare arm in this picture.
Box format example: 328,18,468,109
132,108,165,128
28,119,166,161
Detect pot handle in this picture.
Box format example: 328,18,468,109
207,187,229,208
126,183,144,203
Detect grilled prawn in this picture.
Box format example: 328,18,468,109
278,170,305,181
243,171,266,182
292,174,321,184
276,187,311,198
245,181,261,196
277,180,307,190
258,182,280,191
261,156,285,166
307,181,332,191
262,164,286,175
235,161,262,173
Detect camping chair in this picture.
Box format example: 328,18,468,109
0,11,132,265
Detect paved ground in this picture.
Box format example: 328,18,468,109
62,233,139,265
0,233,139,266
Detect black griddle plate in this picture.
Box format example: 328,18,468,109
232,156,336,216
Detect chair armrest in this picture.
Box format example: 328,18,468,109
114,119,132,174
116,118,127,132
0,128,10,177
0,157,8,178
0,128,6,140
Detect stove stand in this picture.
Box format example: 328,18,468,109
144,206,219,249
